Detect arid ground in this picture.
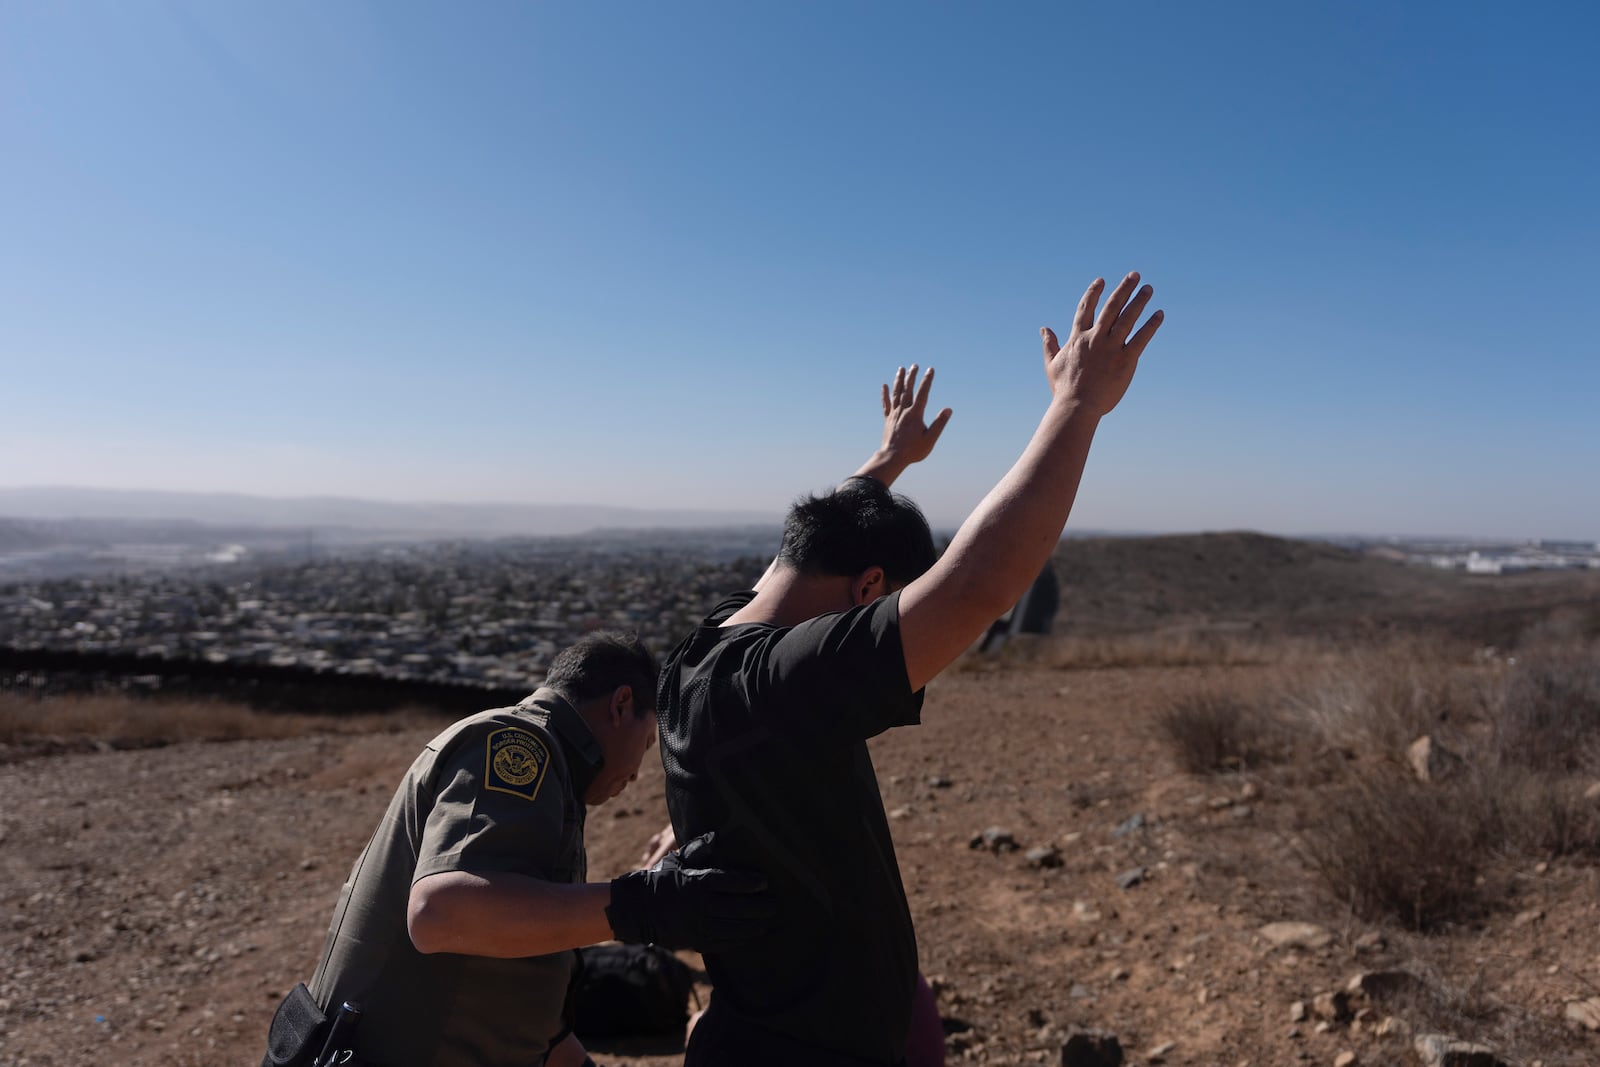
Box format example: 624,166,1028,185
4,537,1599,1066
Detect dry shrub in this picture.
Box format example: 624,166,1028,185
1284,637,1473,760
1156,692,1286,774
1490,646,1600,773
1299,771,1489,931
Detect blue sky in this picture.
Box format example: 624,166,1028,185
2,2,1596,539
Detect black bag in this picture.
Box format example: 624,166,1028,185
261,982,327,1067
569,944,698,1039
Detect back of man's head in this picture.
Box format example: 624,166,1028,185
545,631,658,716
777,477,937,589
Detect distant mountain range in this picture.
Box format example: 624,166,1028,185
0,487,780,539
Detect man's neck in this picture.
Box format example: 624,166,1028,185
724,568,853,628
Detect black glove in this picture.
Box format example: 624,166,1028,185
606,832,773,952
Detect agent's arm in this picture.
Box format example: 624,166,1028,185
897,273,1163,691
408,833,771,958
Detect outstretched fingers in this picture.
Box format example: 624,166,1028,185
911,365,936,415
1113,284,1155,343
1073,279,1103,334
1096,272,1141,333
1124,308,1165,360
1040,326,1060,365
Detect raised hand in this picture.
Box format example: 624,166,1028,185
878,364,954,466
1040,273,1163,418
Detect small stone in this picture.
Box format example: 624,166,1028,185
1375,1016,1407,1038
1346,970,1423,1001
1072,901,1102,923
1109,967,1129,982
889,806,914,820
1333,1053,1357,1067
1566,997,1600,1031
299,859,317,871
1411,1033,1505,1067
970,827,1019,853
1314,1021,1332,1034
1111,813,1145,838
1353,931,1386,954
1146,1041,1176,1062
1289,1001,1307,1022
1240,781,1261,800
1583,781,1600,801
1059,1027,1123,1067
1114,867,1145,891
928,774,952,788
1258,922,1334,950
1407,735,1464,784
1512,908,1544,927
1025,846,1063,869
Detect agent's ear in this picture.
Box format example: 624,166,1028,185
609,685,634,726
853,566,887,606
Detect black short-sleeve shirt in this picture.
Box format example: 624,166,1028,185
308,690,602,1067
658,590,924,1064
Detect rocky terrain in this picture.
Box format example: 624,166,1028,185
3,536,1599,1066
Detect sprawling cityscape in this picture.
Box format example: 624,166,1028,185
0,535,770,690
1,516,1596,694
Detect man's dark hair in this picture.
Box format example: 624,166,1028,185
777,477,937,589
544,631,658,717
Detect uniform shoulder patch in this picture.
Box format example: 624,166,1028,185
484,727,551,802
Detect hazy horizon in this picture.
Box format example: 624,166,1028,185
4,4,1596,540
1,484,1592,545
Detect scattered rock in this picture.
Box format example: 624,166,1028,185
1240,780,1261,800
1289,1001,1307,1022
1407,735,1464,784
1258,922,1334,950
1333,1052,1358,1067
889,805,914,820
1145,1040,1176,1062
1114,867,1145,891
1583,781,1600,801
1512,907,1544,928
1025,846,1063,869
1111,813,1145,838
1311,991,1351,1022
1072,900,1102,923
1059,1027,1123,1067
1412,1033,1507,1067
970,827,1020,853
928,774,952,788
1375,1016,1407,1039
1353,931,1386,954
1565,997,1600,1031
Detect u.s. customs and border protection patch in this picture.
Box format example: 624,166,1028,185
485,727,551,801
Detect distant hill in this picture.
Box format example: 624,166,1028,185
1051,531,1600,643
0,487,778,538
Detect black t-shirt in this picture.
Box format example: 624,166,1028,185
658,590,924,1064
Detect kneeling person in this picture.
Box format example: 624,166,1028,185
264,631,768,1067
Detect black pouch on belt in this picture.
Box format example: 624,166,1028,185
260,982,328,1067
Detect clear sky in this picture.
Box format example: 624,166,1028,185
2,2,1596,539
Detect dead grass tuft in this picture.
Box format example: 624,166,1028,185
0,692,446,756
1489,646,1600,774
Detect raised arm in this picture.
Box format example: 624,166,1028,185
897,273,1163,691
753,366,952,592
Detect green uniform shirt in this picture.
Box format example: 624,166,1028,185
308,688,602,1067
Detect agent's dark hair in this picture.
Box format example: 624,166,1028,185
544,630,658,717
777,477,937,589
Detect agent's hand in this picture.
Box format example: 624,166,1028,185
606,833,774,952
1040,273,1163,419
878,364,953,467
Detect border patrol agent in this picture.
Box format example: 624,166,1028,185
262,631,771,1067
